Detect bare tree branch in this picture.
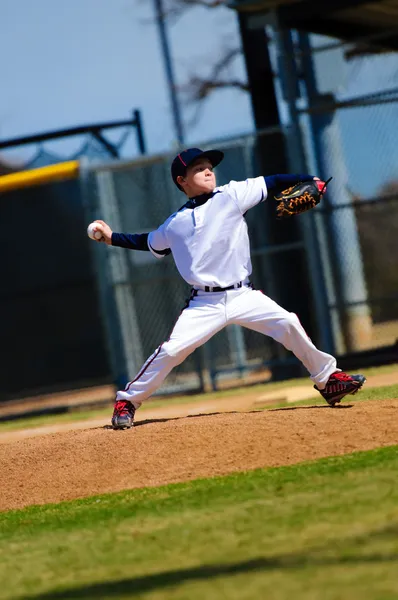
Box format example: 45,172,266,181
168,0,226,6
183,76,249,127
163,0,226,16
179,46,248,103
183,77,250,101
135,0,227,22
344,43,394,60
178,45,249,126
136,0,247,126
135,0,227,27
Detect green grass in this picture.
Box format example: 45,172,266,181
341,382,398,402
255,382,398,411
0,407,110,433
1,446,398,600
0,376,314,433
1,363,397,433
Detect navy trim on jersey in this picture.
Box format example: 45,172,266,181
112,232,171,255
124,345,162,391
264,173,314,195
112,232,150,250
179,190,221,211
111,175,313,254
148,241,171,256
177,176,313,212
122,287,197,391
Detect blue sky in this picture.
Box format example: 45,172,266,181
1,1,397,197
0,0,253,165
339,52,398,196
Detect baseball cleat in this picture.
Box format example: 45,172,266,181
111,400,135,430
315,372,366,407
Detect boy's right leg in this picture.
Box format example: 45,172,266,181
112,291,227,429
228,287,366,406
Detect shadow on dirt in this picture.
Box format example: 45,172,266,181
101,404,354,430
102,412,241,430
269,404,354,412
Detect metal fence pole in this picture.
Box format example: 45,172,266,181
154,0,184,145
79,159,128,389
95,169,145,389
133,109,147,155
298,32,372,353
270,19,336,356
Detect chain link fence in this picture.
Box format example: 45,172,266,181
82,129,318,395
83,88,398,394
0,178,110,401
331,191,398,348
2,41,397,402
300,42,398,356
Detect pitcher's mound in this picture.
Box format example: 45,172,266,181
1,398,397,512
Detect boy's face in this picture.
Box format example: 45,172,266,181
177,157,216,196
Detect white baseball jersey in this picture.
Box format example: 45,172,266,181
113,173,339,413
147,177,267,289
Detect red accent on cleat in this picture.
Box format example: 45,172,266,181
111,400,135,429
315,372,366,407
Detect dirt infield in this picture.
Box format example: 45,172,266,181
1,397,398,512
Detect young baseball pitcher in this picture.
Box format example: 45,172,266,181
89,148,366,429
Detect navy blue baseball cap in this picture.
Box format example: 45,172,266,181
171,147,224,190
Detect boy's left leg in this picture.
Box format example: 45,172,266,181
228,287,366,405
112,290,227,429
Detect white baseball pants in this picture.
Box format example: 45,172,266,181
116,285,338,409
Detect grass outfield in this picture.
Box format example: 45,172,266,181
1,364,397,433
255,381,398,410
1,446,397,599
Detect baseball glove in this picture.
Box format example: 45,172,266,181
274,177,332,219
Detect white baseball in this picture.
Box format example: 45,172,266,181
87,222,103,241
